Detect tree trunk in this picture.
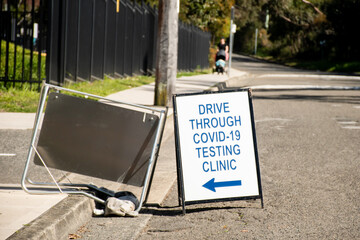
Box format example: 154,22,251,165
154,0,178,106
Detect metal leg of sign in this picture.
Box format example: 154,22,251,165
173,96,180,207
176,146,186,214
176,168,186,215
177,174,182,207
144,107,168,205
173,96,187,214
248,90,264,209
176,166,187,215
176,155,185,210
21,84,50,193
180,171,186,215
181,197,186,214
135,110,167,212
176,159,186,214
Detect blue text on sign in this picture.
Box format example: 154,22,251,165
189,115,241,130
195,144,241,158
199,102,230,115
202,159,237,172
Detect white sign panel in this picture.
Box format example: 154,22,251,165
231,23,237,33
174,91,260,202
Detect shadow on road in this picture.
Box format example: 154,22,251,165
141,205,249,217
253,93,360,105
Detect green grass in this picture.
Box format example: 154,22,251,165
177,68,211,78
286,61,360,74
0,84,40,112
1,40,46,81
253,53,360,74
0,76,155,112
65,75,155,96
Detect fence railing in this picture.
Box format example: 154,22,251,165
178,21,211,71
0,0,46,88
1,0,211,87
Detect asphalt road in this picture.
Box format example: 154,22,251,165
229,55,360,88
0,129,67,185
136,55,360,239
0,130,32,184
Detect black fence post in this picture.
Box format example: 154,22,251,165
115,0,126,77
46,0,59,85
104,0,116,77
91,0,106,80
124,1,134,76
37,0,45,83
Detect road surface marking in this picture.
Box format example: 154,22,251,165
337,120,358,125
257,74,360,80
341,126,360,130
334,118,360,130
0,153,16,157
248,85,360,91
256,117,292,123
274,126,284,130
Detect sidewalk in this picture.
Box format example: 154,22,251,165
0,68,246,239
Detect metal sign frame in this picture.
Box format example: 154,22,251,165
21,83,167,212
173,89,263,214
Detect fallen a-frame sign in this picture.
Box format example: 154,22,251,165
22,83,167,213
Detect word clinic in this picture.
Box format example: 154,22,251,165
189,115,241,130
203,159,237,172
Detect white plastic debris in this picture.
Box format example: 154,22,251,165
93,208,105,216
104,197,138,217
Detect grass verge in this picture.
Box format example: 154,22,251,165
0,75,155,113
253,54,360,75
64,76,154,96
1,68,212,113
177,68,211,78
1,40,46,81
0,85,40,112
285,61,360,74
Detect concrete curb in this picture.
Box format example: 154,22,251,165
8,196,94,240
216,73,250,91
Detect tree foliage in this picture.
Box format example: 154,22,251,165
179,0,235,44
233,0,359,61
143,0,359,61
232,0,267,53
142,0,235,44
323,0,360,60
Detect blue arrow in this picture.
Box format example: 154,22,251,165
202,178,242,192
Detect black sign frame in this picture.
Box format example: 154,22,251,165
173,89,263,214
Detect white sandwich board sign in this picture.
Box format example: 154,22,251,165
173,90,263,213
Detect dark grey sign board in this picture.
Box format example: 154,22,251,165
34,92,159,186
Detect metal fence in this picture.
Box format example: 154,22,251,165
178,21,211,71
0,0,47,87
1,0,211,87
